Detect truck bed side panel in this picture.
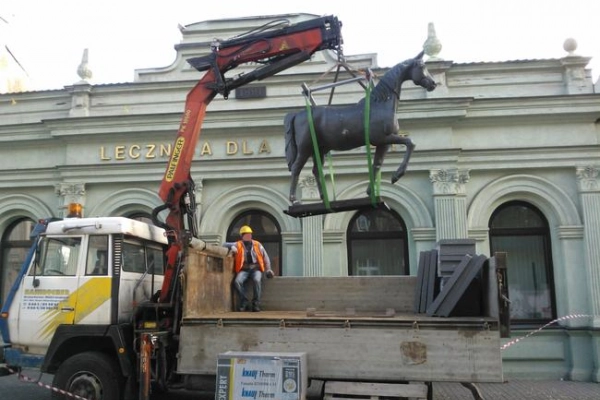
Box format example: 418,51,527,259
178,322,503,382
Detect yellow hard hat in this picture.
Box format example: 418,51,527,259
239,225,253,235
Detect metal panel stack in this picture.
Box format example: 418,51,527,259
436,239,477,287
414,239,486,317
413,249,439,314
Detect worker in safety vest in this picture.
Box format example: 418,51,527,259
226,225,273,312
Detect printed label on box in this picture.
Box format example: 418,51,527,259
216,353,303,400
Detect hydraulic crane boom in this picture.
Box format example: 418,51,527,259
153,15,343,302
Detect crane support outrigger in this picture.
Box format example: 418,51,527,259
152,15,343,303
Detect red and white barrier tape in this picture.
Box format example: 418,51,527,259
3,365,91,400
500,313,594,350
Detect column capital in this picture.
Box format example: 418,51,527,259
429,168,470,195
300,174,321,201
576,166,600,193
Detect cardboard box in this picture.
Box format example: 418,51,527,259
216,351,307,400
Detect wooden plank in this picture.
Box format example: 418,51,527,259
325,381,428,398
183,310,498,324
260,276,417,313
178,323,503,382
183,250,234,317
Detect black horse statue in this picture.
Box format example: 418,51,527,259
284,51,437,204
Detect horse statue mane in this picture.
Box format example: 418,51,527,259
370,58,422,102
285,51,437,205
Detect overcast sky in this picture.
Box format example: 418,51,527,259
2,0,599,91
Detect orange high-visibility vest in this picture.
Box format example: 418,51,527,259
234,240,265,273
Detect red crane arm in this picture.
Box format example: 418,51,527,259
154,16,343,302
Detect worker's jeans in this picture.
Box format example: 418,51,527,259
234,267,263,307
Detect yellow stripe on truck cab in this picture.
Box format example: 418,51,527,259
38,277,111,339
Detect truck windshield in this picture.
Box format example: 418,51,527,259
32,237,82,276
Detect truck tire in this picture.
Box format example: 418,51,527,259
52,351,123,400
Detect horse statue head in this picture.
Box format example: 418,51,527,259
411,51,437,91
374,51,436,102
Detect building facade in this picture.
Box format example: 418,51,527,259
1,13,600,381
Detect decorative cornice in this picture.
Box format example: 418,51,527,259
55,183,86,197
430,168,470,195
576,166,599,193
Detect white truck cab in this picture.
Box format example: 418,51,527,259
2,216,167,366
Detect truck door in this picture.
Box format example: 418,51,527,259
118,238,165,323
16,236,83,353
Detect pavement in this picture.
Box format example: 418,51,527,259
307,378,600,400
432,379,600,400
2,364,600,399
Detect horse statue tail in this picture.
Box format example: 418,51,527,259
284,112,297,171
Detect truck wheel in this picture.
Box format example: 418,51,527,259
52,351,123,400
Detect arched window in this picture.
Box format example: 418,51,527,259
347,208,408,276
1,218,35,304
489,201,556,323
226,211,282,276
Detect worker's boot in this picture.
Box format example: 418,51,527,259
239,302,249,312
252,302,261,312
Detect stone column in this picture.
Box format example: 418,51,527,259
576,166,600,382
300,175,323,276
576,166,600,324
55,183,86,217
429,169,469,240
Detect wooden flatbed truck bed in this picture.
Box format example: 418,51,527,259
177,251,503,385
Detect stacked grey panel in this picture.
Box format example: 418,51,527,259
414,239,486,317
437,239,476,289
437,239,476,275
426,254,487,317
413,250,438,313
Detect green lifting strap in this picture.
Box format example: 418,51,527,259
363,78,380,206
305,97,331,210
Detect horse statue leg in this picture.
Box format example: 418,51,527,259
311,151,327,201
391,136,415,184
289,152,310,204
366,145,389,196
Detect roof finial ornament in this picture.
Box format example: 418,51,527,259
423,22,442,61
563,38,578,57
76,48,92,83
